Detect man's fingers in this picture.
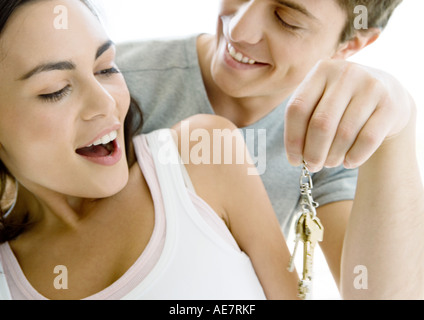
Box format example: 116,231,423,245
302,87,353,172
284,63,327,166
285,59,397,172
344,106,393,169
325,90,381,168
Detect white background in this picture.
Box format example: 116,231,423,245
92,0,424,300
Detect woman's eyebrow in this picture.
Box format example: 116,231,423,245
96,40,114,60
18,61,76,81
17,40,115,81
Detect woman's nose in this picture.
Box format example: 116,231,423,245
228,1,264,45
80,78,116,121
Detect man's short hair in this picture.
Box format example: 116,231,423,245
336,0,403,42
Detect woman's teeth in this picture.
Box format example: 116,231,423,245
227,43,256,65
88,130,118,147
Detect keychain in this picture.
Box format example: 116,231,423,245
287,161,324,300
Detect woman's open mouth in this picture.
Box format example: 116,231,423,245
76,130,122,166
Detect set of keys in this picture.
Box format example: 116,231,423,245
287,161,324,300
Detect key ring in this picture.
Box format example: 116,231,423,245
299,161,313,191
299,161,319,216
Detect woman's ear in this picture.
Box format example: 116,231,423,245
332,27,381,60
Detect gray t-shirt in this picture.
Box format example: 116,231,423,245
116,35,358,237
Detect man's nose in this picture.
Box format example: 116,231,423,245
228,1,265,45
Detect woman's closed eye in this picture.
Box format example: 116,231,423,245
39,85,72,103
38,67,120,103
95,67,121,77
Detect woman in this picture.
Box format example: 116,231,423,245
0,0,299,300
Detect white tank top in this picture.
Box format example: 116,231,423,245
0,262,11,300
0,129,266,300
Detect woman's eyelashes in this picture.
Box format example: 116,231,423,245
39,85,72,103
38,67,121,103
95,67,121,77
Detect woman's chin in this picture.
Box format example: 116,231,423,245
75,167,130,200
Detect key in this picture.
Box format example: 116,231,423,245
298,213,324,299
288,160,325,299
287,233,301,272
287,213,307,272
303,214,324,277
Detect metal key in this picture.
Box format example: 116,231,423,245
288,160,325,299
298,212,324,299
287,213,307,272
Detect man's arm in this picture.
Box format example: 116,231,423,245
341,106,424,299
285,59,424,299
316,200,352,290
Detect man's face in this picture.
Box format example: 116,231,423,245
209,0,348,102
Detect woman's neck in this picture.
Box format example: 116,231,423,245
16,184,94,232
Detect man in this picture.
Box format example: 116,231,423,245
117,0,424,299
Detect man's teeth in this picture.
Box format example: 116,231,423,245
227,43,256,65
88,130,118,147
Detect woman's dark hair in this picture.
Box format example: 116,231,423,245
0,0,143,243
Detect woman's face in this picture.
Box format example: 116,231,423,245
0,0,131,199
210,0,348,101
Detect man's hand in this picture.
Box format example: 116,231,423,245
284,59,414,172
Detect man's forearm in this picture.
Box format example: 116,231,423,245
341,107,424,299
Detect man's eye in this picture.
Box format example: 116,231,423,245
39,85,72,103
275,12,299,30
96,67,121,77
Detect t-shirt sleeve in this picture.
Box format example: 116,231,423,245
116,35,214,134
311,166,358,208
